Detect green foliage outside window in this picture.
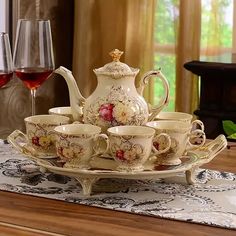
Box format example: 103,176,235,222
154,54,176,111
154,0,232,111
154,0,178,111
200,0,232,63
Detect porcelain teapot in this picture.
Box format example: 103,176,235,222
54,49,169,131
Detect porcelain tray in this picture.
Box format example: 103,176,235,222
12,135,227,196
8,135,227,195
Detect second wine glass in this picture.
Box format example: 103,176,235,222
0,32,13,88
13,19,55,115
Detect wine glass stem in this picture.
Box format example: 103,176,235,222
30,89,36,115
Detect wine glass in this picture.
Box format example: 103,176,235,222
0,32,13,88
13,19,55,115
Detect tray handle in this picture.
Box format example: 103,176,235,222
7,130,38,160
189,134,227,166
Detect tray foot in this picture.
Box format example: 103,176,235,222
185,167,198,185
75,176,100,196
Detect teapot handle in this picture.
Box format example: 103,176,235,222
138,69,169,121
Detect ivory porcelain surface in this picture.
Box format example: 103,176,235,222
7,115,70,156
54,49,170,131
156,111,204,131
34,135,226,196
54,124,108,169
107,126,171,172
146,120,206,165
107,126,155,172
49,107,74,122
156,112,193,123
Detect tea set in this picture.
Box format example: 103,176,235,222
7,49,227,195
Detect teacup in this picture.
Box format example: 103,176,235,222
48,106,83,122
146,120,206,165
8,115,70,156
54,124,109,169
107,126,171,172
155,111,204,131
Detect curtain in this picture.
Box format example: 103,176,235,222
72,0,155,100
175,0,201,114
201,0,233,62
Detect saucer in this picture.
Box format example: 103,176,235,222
16,142,58,160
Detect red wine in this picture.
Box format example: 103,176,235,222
15,67,53,90
0,71,13,88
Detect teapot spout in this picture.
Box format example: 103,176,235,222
54,66,85,121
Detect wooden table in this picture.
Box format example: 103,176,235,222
0,146,235,236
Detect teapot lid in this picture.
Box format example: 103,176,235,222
93,49,139,78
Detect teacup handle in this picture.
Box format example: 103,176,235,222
152,133,171,155
191,120,204,131
186,129,206,151
93,134,109,156
137,69,170,121
7,130,38,157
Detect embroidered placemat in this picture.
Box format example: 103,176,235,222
0,140,236,229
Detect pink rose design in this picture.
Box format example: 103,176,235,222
99,103,114,121
116,150,125,161
32,136,40,146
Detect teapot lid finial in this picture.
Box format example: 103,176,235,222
94,49,139,78
109,49,124,62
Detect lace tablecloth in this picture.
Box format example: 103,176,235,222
0,140,235,229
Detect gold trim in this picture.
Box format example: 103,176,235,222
109,49,124,62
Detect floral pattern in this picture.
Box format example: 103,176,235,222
154,137,180,165
84,86,147,129
56,145,84,162
26,123,55,153
154,136,178,155
55,134,86,162
1,141,236,229
112,103,135,124
32,135,51,148
99,103,114,122
109,135,146,166
115,148,140,163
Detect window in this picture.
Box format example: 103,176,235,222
153,0,234,111
154,0,178,112
200,0,233,62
